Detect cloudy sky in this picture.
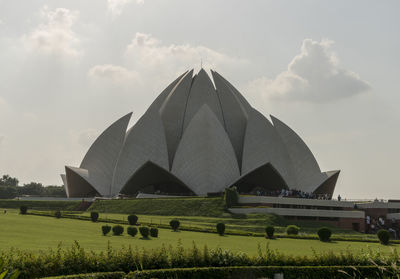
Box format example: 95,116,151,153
0,0,399,199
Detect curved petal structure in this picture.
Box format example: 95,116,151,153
172,105,240,196
159,70,194,167
314,170,340,197
65,166,100,198
212,70,248,170
242,109,297,188
110,74,187,195
63,68,339,198
270,115,328,192
182,69,224,130
120,161,195,196
79,113,132,196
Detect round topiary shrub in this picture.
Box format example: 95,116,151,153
150,227,158,238
55,210,61,219
216,223,225,236
139,226,150,238
112,225,124,236
265,226,275,239
102,225,111,236
90,212,99,222
127,226,138,237
286,225,300,235
128,214,138,225
317,227,332,242
377,229,390,245
19,205,27,215
169,219,180,231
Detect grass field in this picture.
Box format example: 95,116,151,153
0,209,396,256
73,211,368,237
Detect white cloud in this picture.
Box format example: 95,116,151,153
89,32,246,92
22,6,81,57
123,32,246,84
107,0,143,17
88,64,140,83
247,39,370,103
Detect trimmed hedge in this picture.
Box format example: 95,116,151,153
127,215,138,225
90,212,99,222
150,227,158,238
265,226,274,239
139,226,150,238
40,266,395,279
20,205,28,214
216,223,225,236
43,272,125,279
127,227,138,237
0,200,80,211
378,229,390,245
128,266,394,279
317,227,331,242
4,241,400,279
112,225,124,236
169,219,180,231
102,225,111,236
286,225,300,235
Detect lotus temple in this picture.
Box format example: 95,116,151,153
61,69,339,198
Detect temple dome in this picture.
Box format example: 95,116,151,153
62,69,339,198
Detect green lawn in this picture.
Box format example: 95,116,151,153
0,209,395,256
74,211,370,238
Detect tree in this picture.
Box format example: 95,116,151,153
0,175,19,187
19,182,43,196
224,186,239,208
0,185,17,199
41,186,67,197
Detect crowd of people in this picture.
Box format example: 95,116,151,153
366,215,400,239
245,188,332,200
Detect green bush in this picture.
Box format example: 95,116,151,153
112,225,124,236
102,225,111,236
216,223,225,236
378,229,390,245
127,215,138,225
139,226,150,238
150,227,158,238
169,219,180,231
224,186,239,208
3,241,400,278
317,227,332,242
19,205,27,215
265,226,275,239
0,200,80,211
286,225,300,235
90,212,99,222
127,266,398,279
42,272,125,279
55,210,62,219
127,226,138,237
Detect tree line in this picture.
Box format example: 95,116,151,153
0,174,66,199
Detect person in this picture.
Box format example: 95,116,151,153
337,194,341,201
366,215,371,233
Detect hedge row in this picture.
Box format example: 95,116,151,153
40,266,398,279
42,272,125,279
129,266,395,279
4,241,400,279
27,211,394,244
0,200,80,211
